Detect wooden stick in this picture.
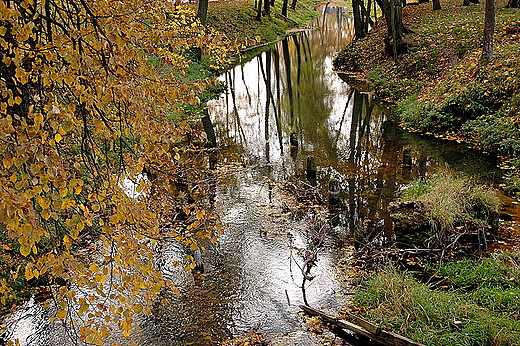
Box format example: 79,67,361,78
300,305,427,346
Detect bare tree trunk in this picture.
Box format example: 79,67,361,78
389,0,398,59
256,0,263,21
481,0,495,62
264,0,271,16
197,0,209,25
367,0,373,32
433,0,441,9
281,0,289,16
291,0,297,10
353,0,367,38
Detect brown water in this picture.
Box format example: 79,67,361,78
2,5,504,346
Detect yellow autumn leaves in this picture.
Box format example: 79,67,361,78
1,0,230,343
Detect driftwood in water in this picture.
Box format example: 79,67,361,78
300,305,426,346
193,248,204,273
306,156,317,179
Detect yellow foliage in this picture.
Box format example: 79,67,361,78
57,309,68,320
0,0,230,343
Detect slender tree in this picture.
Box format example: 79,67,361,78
506,0,519,7
264,0,271,16
481,0,496,62
433,0,442,10
353,0,369,38
282,0,289,16
257,0,264,21
197,0,209,24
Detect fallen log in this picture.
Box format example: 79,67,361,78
300,305,427,346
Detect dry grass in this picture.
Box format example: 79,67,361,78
398,172,501,238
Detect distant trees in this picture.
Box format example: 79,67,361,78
463,0,479,6
352,0,507,62
256,0,294,21
350,0,411,59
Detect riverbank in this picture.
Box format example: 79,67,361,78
312,173,520,346
334,0,520,190
204,0,324,44
331,6,520,341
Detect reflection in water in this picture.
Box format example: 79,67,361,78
3,5,502,346
211,20,356,170
143,6,358,346
139,167,343,346
208,6,402,238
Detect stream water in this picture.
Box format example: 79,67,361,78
2,5,505,346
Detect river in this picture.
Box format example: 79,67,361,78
2,5,503,346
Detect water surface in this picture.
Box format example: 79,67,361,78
2,5,502,346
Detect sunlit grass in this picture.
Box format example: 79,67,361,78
204,0,322,44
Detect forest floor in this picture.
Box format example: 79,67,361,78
334,0,520,193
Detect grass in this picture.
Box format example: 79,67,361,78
143,0,323,142
202,0,323,45
354,255,520,346
397,172,501,241
334,0,520,169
